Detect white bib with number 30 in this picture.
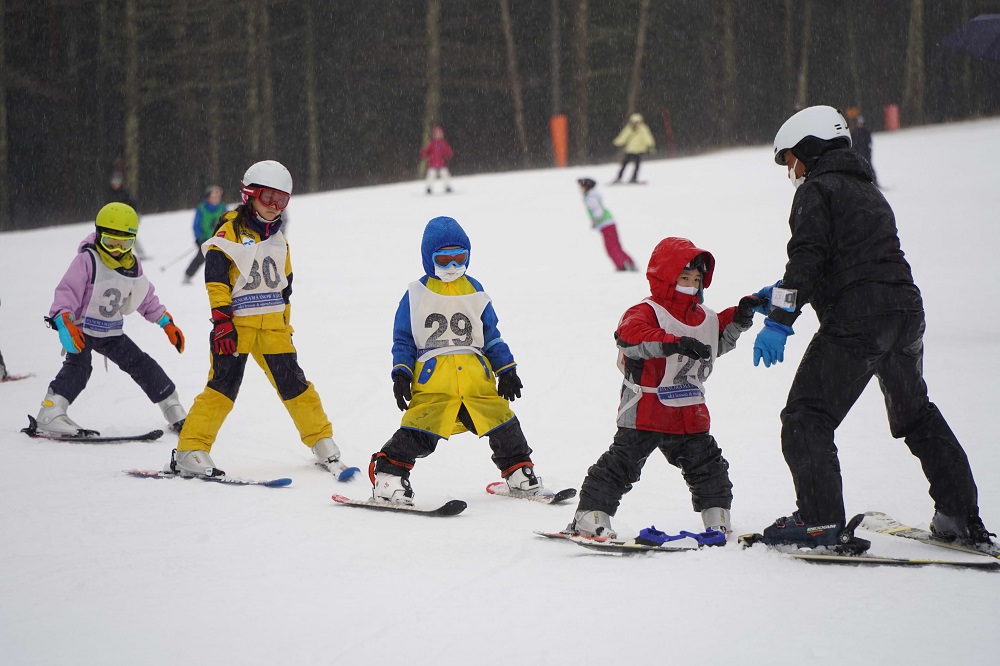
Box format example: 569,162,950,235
408,281,490,362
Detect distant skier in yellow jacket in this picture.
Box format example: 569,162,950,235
613,113,656,184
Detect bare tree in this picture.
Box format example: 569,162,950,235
783,0,795,112
259,3,277,157
499,0,530,165
625,0,651,116
550,0,561,116
902,0,925,125
719,0,738,140
793,0,813,112
304,1,321,191
572,0,590,161
124,0,141,199
0,0,9,227
422,0,442,172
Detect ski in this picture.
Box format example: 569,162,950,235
1,373,33,383
737,533,998,570
485,482,577,505
574,539,700,555
124,469,292,487
316,461,362,482
533,531,701,554
331,493,467,517
861,511,1000,559
22,416,163,443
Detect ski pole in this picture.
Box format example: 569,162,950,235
160,246,198,272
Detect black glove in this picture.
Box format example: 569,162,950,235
497,368,523,401
392,371,412,412
662,336,711,360
735,295,763,328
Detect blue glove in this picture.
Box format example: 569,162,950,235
752,280,782,315
753,319,793,367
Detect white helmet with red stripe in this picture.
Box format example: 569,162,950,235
240,160,293,203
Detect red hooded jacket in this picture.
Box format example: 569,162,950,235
615,237,746,434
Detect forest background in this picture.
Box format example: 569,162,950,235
2,0,998,230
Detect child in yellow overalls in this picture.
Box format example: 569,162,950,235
168,160,350,479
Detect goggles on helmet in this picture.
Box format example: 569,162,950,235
432,248,469,268
99,231,136,253
242,184,290,211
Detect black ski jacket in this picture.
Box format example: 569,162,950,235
769,148,922,327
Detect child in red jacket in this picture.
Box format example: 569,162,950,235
566,237,762,540
420,125,454,194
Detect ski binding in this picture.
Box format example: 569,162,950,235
861,511,1000,559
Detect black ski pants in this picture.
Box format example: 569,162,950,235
578,427,733,516
184,243,206,279
376,409,533,477
49,333,175,404
616,154,642,182
781,312,978,525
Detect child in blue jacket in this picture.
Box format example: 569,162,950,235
369,216,545,504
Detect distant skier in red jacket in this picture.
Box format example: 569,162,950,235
420,125,454,195
565,237,764,541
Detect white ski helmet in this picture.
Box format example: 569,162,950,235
773,106,852,165
241,160,293,197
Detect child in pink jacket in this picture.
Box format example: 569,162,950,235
420,125,454,194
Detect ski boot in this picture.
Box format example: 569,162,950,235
930,511,997,546
35,389,88,436
701,507,732,535
374,471,414,506
156,390,187,433
504,465,544,497
312,438,343,470
168,449,225,478
760,512,870,554
567,509,618,540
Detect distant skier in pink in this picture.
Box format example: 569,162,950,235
578,178,636,271
420,125,454,194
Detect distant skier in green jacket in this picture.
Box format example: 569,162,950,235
183,185,226,284
578,178,636,271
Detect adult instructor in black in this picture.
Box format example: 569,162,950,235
752,105,993,551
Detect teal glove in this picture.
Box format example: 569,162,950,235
753,319,793,367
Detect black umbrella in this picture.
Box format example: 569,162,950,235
940,14,1000,62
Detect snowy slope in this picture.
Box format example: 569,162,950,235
2,119,999,666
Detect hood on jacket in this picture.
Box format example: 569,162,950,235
646,237,715,305
421,216,471,277
806,147,874,182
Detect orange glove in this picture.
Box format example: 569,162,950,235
157,312,185,353
52,312,85,353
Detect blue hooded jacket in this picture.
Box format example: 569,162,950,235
391,216,515,378
420,215,472,276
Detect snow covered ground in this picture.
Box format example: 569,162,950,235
2,119,999,665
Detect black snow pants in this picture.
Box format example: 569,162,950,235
781,312,979,525
616,154,642,183
578,427,733,516
49,333,175,404
375,408,533,477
